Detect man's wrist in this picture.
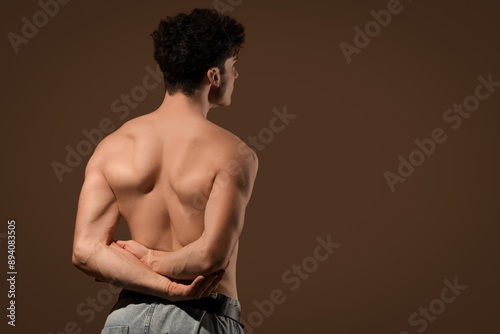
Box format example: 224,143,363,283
155,274,172,299
147,248,156,271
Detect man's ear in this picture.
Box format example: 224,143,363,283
207,67,221,87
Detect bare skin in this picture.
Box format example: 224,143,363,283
72,54,258,301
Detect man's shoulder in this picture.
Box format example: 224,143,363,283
85,118,142,173
93,115,155,156
84,133,123,176
204,122,257,165
200,126,258,182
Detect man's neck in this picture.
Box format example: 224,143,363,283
154,89,214,119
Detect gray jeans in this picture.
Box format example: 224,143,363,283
101,289,245,334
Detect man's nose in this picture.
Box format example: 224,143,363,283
234,68,239,79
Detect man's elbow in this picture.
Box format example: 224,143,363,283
199,248,229,274
72,243,92,269
72,252,80,267
72,252,84,269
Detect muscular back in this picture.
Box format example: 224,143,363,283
93,110,256,299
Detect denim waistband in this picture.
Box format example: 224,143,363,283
118,289,244,328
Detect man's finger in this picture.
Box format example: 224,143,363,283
200,271,225,297
188,275,206,291
206,278,222,296
217,269,226,278
195,274,219,297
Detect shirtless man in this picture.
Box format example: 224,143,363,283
71,9,258,333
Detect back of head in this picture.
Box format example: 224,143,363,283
151,8,245,96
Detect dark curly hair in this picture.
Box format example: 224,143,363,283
151,8,245,96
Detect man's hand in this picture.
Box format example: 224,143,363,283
116,239,153,267
116,239,225,301
96,264,224,300
166,269,225,302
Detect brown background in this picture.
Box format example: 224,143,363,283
1,0,499,333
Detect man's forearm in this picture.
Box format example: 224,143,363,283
150,240,227,280
74,242,172,299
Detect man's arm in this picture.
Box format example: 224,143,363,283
118,144,258,280
72,145,223,301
